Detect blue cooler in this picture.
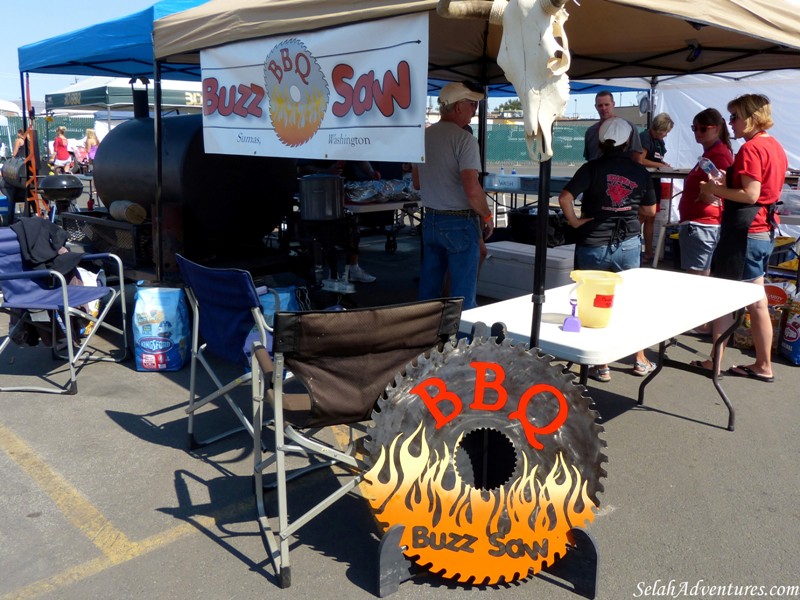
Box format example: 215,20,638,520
0,195,9,225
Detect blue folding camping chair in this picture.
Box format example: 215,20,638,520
0,224,128,394
176,253,278,450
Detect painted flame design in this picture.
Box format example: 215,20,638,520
363,422,597,583
269,85,326,147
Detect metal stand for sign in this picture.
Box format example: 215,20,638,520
539,529,600,599
377,525,418,597
377,525,599,598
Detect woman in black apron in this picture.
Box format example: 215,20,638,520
559,117,658,383
699,94,788,382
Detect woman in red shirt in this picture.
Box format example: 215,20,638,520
678,108,734,276
699,94,788,382
51,126,71,174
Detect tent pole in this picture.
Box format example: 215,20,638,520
19,72,28,132
477,83,488,178
154,62,164,281
530,156,551,348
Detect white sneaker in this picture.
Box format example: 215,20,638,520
348,265,376,283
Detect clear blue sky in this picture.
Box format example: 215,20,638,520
1,0,155,104
1,1,636,117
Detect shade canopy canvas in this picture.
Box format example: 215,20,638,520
17,0,209,81
0,100,23,117
45,77,203,112
655,70,800,169
153,0,800,85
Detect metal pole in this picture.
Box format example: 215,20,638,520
19,72,28,133
154,62,164,281
477,84,488,178
530,158,551,348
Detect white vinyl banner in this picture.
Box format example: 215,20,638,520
200,13,429,163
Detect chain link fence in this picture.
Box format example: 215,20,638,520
6,115,94,161
486,122,589,170
5,115,591,172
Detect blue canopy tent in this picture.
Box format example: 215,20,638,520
427,78,639,97
17,0,206,83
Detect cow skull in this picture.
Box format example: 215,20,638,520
438,0,571,162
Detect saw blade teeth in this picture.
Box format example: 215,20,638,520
366,334,607,584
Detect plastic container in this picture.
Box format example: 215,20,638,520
698,157,723,180
570,270,623,328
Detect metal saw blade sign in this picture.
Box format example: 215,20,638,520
364,337,607,585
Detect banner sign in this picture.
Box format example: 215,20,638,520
200,13,428,162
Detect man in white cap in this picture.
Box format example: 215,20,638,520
413,82,494,309
558,116,657,382
583,90,643,162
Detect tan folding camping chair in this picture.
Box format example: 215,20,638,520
250,298,463,588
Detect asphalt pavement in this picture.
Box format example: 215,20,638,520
1,229,799,600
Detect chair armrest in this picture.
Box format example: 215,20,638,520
0,269,61,282
256,287,281,307
79,252,125,287
251,341,275,376
80,252,118,261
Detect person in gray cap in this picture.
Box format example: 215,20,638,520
413,82,494,309
559,116,657,382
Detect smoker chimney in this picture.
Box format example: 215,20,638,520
132,88,149,119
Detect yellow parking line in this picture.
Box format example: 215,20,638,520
0,423,250,599
0,422,133,559
3,520,214,600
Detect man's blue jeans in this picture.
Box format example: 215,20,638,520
574,235,642,272
418,212,481,309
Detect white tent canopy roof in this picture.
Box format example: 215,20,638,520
153,0,800,83
0,99,23,117
653,70,800,169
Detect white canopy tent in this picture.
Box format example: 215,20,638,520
148,0,800,313
0,100,23,117
656,70,800,169
596,70,800,170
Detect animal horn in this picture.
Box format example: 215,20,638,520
437,0,495,20
540,0,568,16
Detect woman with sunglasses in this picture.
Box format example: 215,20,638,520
678,108,734,279
698,94,788,382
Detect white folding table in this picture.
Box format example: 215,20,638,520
459,268,765,431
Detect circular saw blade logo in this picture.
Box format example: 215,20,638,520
263,39,328,147
364,338,607,584
606,174,638,208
